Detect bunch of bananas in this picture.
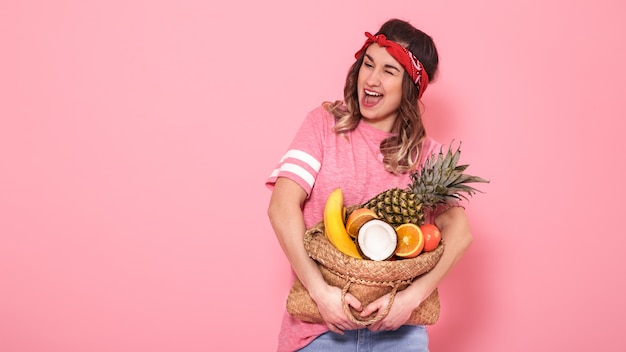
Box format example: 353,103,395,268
323,188,362,259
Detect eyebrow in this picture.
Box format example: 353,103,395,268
365,53,402,73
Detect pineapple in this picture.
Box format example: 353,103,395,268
362,143,489,226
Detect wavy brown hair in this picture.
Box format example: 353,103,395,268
323,19,439,174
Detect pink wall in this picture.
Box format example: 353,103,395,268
1,1,625,351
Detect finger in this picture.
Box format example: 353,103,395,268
360,302,380,318
338,324,352,331
368,323,381,332
349,320,366,331
327,323,344,335
344,293,362,312
368,318,386,332
342,315,361,330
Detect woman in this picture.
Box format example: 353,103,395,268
266,18,473,351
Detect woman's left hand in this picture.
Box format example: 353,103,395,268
362,206,474,331
360,288,422,331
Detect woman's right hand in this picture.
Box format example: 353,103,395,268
311,283,363,334
269,178,363,333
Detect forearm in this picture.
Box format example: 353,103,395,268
403,206,473,301
269,205,327,293
267,179,329,299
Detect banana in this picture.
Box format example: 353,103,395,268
323,188,362,259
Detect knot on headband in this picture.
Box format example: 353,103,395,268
354,32,429,99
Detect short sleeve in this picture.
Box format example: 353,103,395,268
265,106,331,196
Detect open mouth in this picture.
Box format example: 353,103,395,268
363,89,383,106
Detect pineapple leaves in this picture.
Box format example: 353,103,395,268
409,141,489,206
363,141,489,226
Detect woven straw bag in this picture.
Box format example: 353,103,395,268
286,220,444,326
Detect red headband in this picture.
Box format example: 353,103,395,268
354,32,429,98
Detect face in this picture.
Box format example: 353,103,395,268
357,44,405,132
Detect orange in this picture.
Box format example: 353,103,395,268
420,223,441,252
394,223,424,259
345,208,378,238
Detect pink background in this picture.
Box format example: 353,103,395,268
1,1,625,351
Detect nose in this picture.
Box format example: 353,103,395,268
365,69,381,87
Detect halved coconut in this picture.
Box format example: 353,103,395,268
345,207,379,238
356,219,398,261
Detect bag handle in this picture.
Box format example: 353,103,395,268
340,280,401,326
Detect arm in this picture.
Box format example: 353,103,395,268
267,177,363,333
364,206,473,331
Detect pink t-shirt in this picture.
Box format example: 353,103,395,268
266,105,441,352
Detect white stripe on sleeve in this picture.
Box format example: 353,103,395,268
281,149,321,172
279,163,316,189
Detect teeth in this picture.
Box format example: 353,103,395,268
365,90,382,96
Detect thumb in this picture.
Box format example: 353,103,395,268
360,299,383,318
343,292,362,312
